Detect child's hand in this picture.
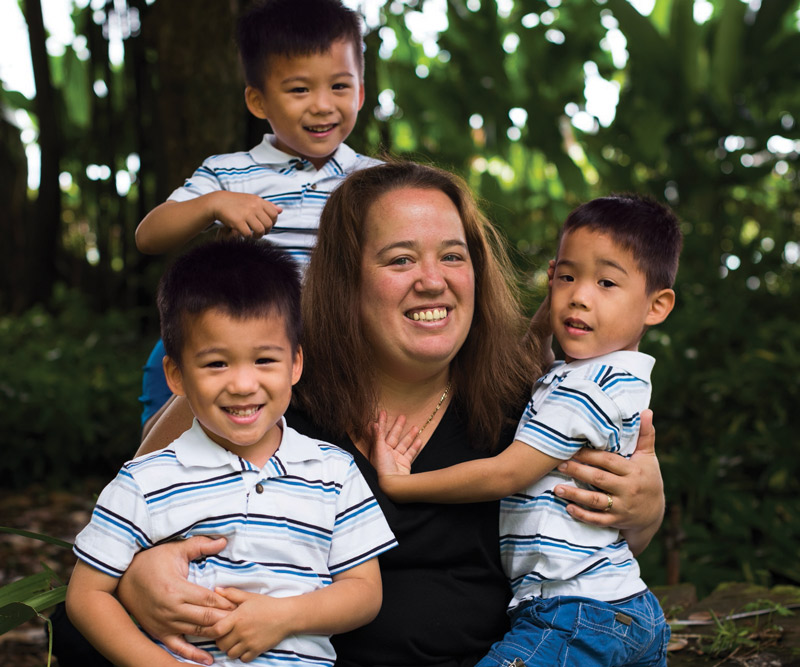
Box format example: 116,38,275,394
211,588,292,662
209,191,282,239
371,411,423,478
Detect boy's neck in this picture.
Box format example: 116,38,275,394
268,135,337,171
563,346,638,365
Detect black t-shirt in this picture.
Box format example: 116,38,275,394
287,404,515,667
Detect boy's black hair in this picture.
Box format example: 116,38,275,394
559,193,683,293
158,238,302,365
236,0,364,87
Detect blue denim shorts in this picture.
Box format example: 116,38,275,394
475,590,669,667
138,338,172,426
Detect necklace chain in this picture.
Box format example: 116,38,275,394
417,380,452,437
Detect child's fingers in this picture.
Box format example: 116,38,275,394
393,426,420,456
384,414,408,447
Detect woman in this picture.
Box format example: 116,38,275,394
64,162,665,667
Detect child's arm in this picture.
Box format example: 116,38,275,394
66,560,189,667
135,192,282,254
210,558,383,662
374,413,560,503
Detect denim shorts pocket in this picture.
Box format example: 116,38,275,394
569,599,651,660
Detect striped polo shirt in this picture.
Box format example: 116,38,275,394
74,418,396,666
501,351,654,609
168,136,380,273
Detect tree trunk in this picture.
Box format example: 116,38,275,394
23,0,62,308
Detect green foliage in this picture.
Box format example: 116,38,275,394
0,287,153,488
0,528,73,664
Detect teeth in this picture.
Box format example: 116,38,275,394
411,308,447,322
226,406,260,417
568,322,590,331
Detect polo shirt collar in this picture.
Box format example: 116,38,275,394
172,417,320,471
538,351,655,385
563,351,655,383
248,134,358,171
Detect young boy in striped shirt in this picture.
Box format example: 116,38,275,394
135,0,379,429
67,239,396,667
375,194,682,667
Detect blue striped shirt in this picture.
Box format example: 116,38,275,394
74,418,396,666
502,351,654,608
168,136,380,273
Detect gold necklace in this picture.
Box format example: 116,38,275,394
417,380,452,437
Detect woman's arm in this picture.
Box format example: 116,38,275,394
552,409,664,555
115,537,236,664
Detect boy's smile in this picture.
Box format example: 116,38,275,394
550,227,674,363
245,38,364,170
164,308,302,467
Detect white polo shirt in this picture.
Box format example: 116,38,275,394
168,136,380,272
75,418,396,666
502,351,654,608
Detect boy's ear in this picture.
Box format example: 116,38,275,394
163,356,187,397
357,81,365,111
291,345,304,386
644,288,675,327
245,86,269,120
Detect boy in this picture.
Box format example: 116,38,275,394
67,239,396,667
136,0,378,427
375,194,681,666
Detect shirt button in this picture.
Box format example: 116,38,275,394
310,183,317,190
255,483,264,494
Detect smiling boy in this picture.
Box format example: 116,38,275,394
135,0,373,264
66,239,396,667
135,0,379,430
375,194,682,667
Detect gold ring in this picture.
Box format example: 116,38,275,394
603,494,613,512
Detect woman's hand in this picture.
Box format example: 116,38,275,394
117,536,237,664
553,409,664,555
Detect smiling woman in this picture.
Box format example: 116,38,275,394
54,161,667,667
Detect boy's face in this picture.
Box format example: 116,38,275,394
550,227,674,363
245,38,364,170
164,308,302,466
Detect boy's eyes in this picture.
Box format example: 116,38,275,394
204,360,227,369
598,279,617,288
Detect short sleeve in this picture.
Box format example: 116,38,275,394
72,468,154,578
168,158,224,202
514,377,625,459
327,460,397,575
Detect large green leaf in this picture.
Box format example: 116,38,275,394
0,567,66,635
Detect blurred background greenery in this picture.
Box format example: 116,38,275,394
0,0,798,598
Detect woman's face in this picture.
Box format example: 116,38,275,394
359,187,475,381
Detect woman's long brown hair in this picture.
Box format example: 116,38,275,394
297,161,543,449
